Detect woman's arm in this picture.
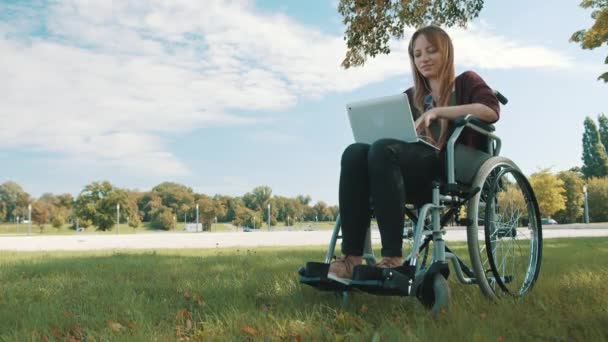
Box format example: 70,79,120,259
415,103,498,133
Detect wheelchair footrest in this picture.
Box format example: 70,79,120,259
349,265,414,296
298,262,349,291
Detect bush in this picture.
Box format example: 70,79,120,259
151,208,175,230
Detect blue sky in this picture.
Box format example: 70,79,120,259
0,0,606,206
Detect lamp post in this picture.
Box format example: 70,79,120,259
196,203,199,232
28,204,31,236
583,185,589,224
116,203,120,234
267,203,271,230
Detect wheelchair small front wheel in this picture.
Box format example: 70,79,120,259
467,156,543,300
430,273,449,318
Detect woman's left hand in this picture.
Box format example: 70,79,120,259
415,108,441,134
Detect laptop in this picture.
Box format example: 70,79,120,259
346,93,439,150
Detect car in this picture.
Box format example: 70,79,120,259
243,227,252,232
541,218,558,225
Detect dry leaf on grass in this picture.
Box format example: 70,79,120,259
107,320,124,332
240,326,259,336
496,336,505,342
480,312,487,320
359,304,369,315
193,295,206,307
175,309,192,320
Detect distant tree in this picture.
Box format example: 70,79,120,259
197,195,226,231
151,182,195,220
296,195,311,206
582,117,608,178
74,181,132,231
51,211,65,229
554,171,585,224
152,207,176,230
529,169,566,218
0,181,30,222
497,183,527,222
570,0,608,82
128,213,142,229
338,0,484,68
598,113,608,149
586,177,608,221
31,201,51,232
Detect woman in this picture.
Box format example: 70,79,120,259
328,25,500,282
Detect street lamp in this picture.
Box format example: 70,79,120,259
267,203,271,230
116,203,120,234
28,204,32,236
196,203,199,232
583,185,589,224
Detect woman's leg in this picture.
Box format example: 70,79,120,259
367,139,442,258
338,143,372,256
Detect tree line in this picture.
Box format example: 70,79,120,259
0,181,339,232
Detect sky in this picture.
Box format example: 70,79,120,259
0,0,606,206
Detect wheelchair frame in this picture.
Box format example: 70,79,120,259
300,93,543,314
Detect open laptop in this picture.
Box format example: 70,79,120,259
346,93,439,150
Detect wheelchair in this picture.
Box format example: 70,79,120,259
299,92,543,316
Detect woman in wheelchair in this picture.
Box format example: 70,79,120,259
328,25,501,282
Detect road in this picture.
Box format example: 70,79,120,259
1,223,607,251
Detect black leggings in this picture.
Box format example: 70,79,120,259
339,139,443,257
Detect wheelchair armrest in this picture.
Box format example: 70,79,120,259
453,115,495,133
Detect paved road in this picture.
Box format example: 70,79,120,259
1,224,607,251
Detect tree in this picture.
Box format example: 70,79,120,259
553,171,585,224
152,207,176,230
338,0,484,68
74,181,132,231
586,177,608,221
151,182,195,220
31,200,51,232
529,169,566,218
197,195,226,231
497,183,527,223
582,117,608,178
570,0,608,82
598,113,608,149
0,181,30,222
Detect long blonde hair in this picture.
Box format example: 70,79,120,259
408,26,455,149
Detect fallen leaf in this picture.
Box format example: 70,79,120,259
186,319,193,330
480,312,487,320
107,320,123,332
50,327,62,339
127,321,136,330
69,324,83,340
175,309,192,320
41,335,49,342
66,336,80,342
240,326,258,336
496,336,505,342
183,291,191,300
193,295,205,307
359,304,369,315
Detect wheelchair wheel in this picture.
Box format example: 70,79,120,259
466,156,542,300
431,273,449,318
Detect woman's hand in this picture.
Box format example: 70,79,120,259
415,108,441,134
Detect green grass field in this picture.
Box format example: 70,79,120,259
0,221,337,236
0,237,606,341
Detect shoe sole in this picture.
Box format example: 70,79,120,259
327,273,352,285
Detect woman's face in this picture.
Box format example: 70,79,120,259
413,34,442,80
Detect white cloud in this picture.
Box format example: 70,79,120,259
0,0,578,178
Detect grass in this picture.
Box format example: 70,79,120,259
0,221,337,236
0,238,606,341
